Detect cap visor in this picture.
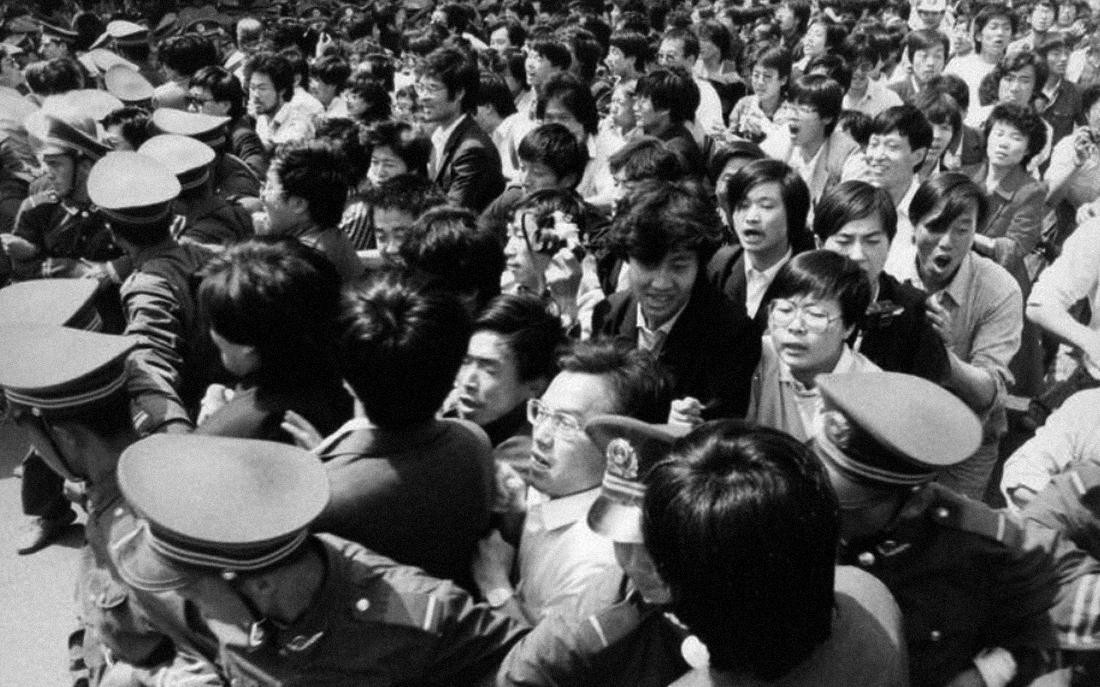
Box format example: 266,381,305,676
111,522,197,593
587,494,644,544
820,457,899,511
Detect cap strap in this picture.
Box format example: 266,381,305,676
147,527,309,572
815,431,933,487
4,369,127,411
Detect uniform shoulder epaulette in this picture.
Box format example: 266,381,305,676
926,483,1025,548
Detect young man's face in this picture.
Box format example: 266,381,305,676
188,86,230,117
609,83,636,131
978,15,1013,57
260,167,301,234
1045,46,1070,78
367,146,410,186
308,77,338,108
373,206,416,259
790,102,829,148
751,65,784,102
821,215,891,284
504,209,551,289
517,160,567,196
525,50,559,89
998,65,1037,106
632,95,665,134
733,181,790,260
1031,4,1055,32
918,9,945,29
628,248,699,329
527,371,615,497
912,46,946,84
864,130,924,194
490,26,514,52
415,75,461,124
914,203,978,288
453,330,539,426
42,153,77,198
248,72,281,116
542,96,587,143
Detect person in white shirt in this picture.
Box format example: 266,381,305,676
308,53,350,120
247,53,314,152
279,49,324,120
843,35,904,117
944,3,1016,113
860,105,933,279
656,28,725,144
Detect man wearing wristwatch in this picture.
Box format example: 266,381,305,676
470,340,671,624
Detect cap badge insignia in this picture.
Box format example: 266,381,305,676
606,438,638,480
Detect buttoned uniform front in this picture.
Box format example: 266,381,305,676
837,482,1061,687
9,190,121,279
209,533,529,687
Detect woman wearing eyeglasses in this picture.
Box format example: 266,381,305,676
748,250,879,442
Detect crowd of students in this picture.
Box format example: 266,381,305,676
8,0,1100,685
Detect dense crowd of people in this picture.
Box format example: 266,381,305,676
8,0,1100,684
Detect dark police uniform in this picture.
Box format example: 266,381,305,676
87,151,216,435
151,108,261,202
113,434,529,685
815,372,1064,687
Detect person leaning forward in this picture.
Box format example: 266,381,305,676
815,371,1063,687
112,434,529,685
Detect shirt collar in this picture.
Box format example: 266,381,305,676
777,341,858,386
897,176,920,215
635,300,688,337
431,113,467,151
526,486,601,532
745,247,792,280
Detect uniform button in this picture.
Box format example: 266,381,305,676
934,507,950,520
355,598,370,612
858,551,875,567
114,507,124,517
930,630,943,642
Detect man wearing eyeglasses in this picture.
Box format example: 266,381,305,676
471,341,671,625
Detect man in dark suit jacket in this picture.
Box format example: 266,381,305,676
591,182,759,420
418,47,504,213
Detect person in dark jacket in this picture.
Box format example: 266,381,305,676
632,67,706,180
593,181,759,421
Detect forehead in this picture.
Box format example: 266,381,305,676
1004,64,1036,78
832,215,886,237
544,97,576,114
249,72,275,86
371,145,400,158
542,371,615,414
373,206,416,228
659,38,684,53
744,181,784,201
468,330,518,364
983,15,1012,28
869,131,912,150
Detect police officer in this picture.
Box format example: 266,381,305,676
0,317,219,685
104,65,154,109
815,371,1061,687
112,433,528,685
86,151,215,436
138,134,253,246
0,279,113,554
150,108,261,204
2,106,120,281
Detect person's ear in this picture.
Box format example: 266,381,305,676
287,195,309,217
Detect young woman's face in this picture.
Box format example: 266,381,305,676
803,23,828,57
768,294,850,379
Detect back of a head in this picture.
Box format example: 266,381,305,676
643,420,839,679
338,274,472,427
635,66,700,126
399,205,505,312
518,123,590,186
199,237,342,386
608,136,685,182
368,173,446,216
271,142,349,228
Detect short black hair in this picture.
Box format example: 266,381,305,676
101,107,154,150
769,249,872,328
635,67,699,126
477,72,518,118
474,293,566,383
345,73,393,123
159,33,218,77
814,180,899,244
359,53,397,93
661,27,700,60
726,159,812,249
644,420,838,679
399,206,505,312
190,65,246,121
925,73,970,112
608,180,724,266
365,120,432,178
608,136,685,181
420,47,480,111
338,274,472,427
790,74,844,135
804,54,851,93
778,0,812,32
312,54,352,88
367,174,446,216
24,58,84,96
869,105,933,164
697,21,732,61
536,72,600,136
557,340,671,422
270,142,349,228
246,52,295,102
609,30,650,71
753,46,793,81
908,171,990,236
905,28,950,62
984,102,1048,167
528,37,573,71
199,237,343,391
517,123,589,186
490,20,528,48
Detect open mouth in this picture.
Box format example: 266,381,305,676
932,254,953,269
457,396,482,410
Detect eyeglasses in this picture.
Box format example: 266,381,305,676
527,398,584,439
414,81,447,95
768,298,843,333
